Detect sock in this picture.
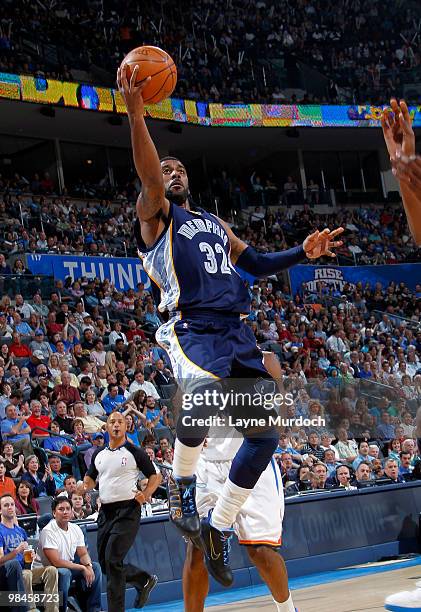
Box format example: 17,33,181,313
172,439,203,478
210,478,251,532
273,593,295,612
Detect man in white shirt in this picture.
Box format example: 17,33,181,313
15,294,35,320
109,322,128,346
129,370,160,399
326,328,346,355
36,496,102,612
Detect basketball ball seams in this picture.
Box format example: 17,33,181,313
129,61,175,86
143,71,173,103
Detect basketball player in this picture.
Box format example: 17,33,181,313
380,101,421,606
117,63,344,584
184,352,297,612
381,98,421,245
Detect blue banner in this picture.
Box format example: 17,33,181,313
289,264,421,296
26,254,255,293
26,254,151,291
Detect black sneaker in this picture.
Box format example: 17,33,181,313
201,513,233,587
133,574,158,608
168,474,200,538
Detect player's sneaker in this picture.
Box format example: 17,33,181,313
167,474,200,538
385,585,421,611
201,512,233,587
134,574,158,608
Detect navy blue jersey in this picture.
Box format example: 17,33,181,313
135,202,250,314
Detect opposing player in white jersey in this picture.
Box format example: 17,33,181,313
184,352,297,612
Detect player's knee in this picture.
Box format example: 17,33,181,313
247,545,274,570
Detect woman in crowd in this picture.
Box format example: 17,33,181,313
388,438,401,464
84,389,106,419
48,353,61,380
15,480,40,515
21,455,56,497
125,413,140,446
72,419,91,448
1,442,25,478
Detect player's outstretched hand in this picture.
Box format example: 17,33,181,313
116,64,151,117
303,227,344,259
381,99,415,161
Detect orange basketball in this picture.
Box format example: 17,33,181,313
121,46,177,105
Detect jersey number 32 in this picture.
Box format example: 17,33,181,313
199,242,232,275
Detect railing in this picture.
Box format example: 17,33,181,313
372,310,421,332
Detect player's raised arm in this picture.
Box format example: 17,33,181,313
381,99,421,246
218,218,344,277
117,65,170,225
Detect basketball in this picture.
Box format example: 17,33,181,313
121,46,177,105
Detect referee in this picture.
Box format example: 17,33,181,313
80,411,162,611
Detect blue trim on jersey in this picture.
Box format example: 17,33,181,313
270,458,280,494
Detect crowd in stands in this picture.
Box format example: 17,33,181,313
1,0,421,104
2,169,421,266
0,158,420,605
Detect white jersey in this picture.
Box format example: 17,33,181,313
202,426,242,462
197,426,284,546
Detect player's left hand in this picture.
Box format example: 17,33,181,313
303,227,344,259
381,99,415,161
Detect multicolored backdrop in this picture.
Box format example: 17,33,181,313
2,72,421,128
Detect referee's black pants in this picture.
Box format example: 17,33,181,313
97,499,150,612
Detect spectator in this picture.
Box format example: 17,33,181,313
73,402,105,434
109,322,128,346
0,461,16,499
84,433,105,470
309,462,330,490
70,491,91,520
21,455,56,497
383,458,404,484
9,332,32,359
1,404,33,457
84,390,106,418
102,384,125,415
399,451,414,480
51,403,74,435
352,440,375,471
129,370,160,399
48,456,69,490
26,399,51,438
0,494,59,612
354,462,373,487
300,431,325,461
36,496,102,612
334,465,357,490
29,329,51,360
0,442,25,478
14,480,40,515
53,371,81,405
334,428,358,463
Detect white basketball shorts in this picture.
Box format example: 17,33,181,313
196,455,284,546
